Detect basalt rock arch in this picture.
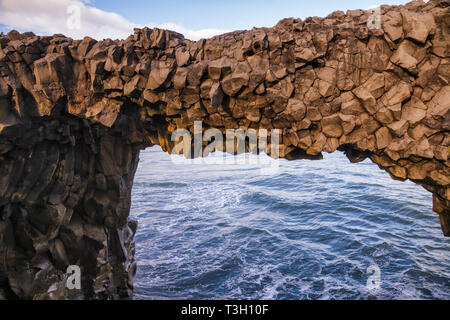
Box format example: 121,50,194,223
0,0,448,299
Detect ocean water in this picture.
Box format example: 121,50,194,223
130,146,450,300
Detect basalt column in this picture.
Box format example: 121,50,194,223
0,0,449,299
0,106,152,299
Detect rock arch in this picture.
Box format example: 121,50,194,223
0,0,448,299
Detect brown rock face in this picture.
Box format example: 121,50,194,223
0,0,449,299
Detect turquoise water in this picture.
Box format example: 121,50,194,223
130,146,450,300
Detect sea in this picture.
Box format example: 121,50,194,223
130,146,450,300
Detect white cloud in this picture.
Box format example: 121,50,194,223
0,0,228,41
149,22,230,42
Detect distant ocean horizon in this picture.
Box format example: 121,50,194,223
131,146,450,300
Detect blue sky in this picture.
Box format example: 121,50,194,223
0,0,412,40
90,0,407,30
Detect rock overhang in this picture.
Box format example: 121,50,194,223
0,0,448,299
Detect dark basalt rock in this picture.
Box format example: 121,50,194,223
0,0,449,299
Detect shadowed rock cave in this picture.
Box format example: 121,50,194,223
0,0,448,299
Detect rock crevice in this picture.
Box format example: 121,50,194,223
0,0,449,299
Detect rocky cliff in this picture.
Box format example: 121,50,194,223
0,0,449,299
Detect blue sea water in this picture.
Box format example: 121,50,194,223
130,146,450,300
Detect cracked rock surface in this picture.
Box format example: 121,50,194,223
0,0,449,299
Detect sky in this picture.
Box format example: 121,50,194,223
0,0,416,41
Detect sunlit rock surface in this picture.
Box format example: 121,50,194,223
0,0,448,299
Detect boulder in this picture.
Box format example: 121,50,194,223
209,82,224,108
390,42,419,74
383,11,403,42
283,98,306,121
402,11,435,44
341,99,365,115
175,47,190,66
402,96,427,124
321,114,342,138
208,57,233,80
375,127,392,149
221,64,251,97
353,86,377,114
383,81,412,106
387,119,409,137
146,60,174,90
187,61,207,86
124,75,145,98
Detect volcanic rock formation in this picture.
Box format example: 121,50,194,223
0,0,449,299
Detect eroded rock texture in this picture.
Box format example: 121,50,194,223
0,0,449,299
